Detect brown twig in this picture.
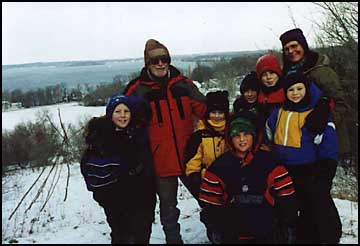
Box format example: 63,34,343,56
58,108,69,145
40,163,63,212
24,160,58,214
57,109,71,202
45,114,64,139
64,163,70,202
8,166,47,220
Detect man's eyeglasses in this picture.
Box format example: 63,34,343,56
149,56,170,65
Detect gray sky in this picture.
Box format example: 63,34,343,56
2,2,325,65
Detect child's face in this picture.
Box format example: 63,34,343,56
287,82,306,103
231,132,253,154
209,110,225,123
112,103,131,128
261,71,279,87
244,89,258,103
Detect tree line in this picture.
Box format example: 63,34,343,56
2,76,127,109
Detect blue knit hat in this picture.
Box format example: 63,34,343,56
105,94,131,118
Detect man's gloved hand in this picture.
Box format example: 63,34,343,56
305,96,331,135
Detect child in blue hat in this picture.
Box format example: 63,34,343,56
80,93,156,244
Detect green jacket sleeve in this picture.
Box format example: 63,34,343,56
308,66,349,123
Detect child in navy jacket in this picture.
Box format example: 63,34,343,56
80,94,156,244
199,111,298,243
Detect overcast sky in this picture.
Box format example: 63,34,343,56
2,2,325,65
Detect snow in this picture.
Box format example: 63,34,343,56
2,102,104,132
2,103,358,244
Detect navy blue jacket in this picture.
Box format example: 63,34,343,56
80,95,156,210
199,149,297,239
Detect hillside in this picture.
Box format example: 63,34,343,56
1,102,358,244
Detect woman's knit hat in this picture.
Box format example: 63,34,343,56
240,71,260,94
144,39,171,66
255,54,282,79
279,28,309,53
206,90,229,115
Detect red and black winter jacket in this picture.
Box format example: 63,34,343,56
199,148,297,239
124,66,206,177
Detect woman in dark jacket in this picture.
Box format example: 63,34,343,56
80,94,156,244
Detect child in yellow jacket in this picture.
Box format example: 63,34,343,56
184,90,229,243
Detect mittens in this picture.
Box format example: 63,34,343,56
305,96,331,135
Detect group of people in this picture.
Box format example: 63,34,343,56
80,28,349,244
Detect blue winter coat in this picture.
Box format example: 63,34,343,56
265,82,338,166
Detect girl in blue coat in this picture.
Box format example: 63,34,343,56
80,94,156,244
265,72,342,243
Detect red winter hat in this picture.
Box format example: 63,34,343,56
144,39,171,66
255,54,282,79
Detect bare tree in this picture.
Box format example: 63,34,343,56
312,2,358,49
311,2,358,196
7,109,85,220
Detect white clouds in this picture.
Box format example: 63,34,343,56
2,2,325,65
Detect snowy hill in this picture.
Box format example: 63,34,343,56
2,103,358,244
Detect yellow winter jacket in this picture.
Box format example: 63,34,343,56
185,119,227,177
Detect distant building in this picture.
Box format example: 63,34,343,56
2,101,10,111
2,101,23,112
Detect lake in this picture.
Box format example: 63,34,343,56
2,59,198,92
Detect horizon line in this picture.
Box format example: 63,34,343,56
2,48,269,66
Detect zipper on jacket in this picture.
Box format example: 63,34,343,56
212,137,217,159
175,96,185,120
154,99,163,126
164,84,184,173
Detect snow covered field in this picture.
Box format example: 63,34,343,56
2,103,358,244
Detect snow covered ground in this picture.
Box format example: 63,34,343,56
2,102,358,244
